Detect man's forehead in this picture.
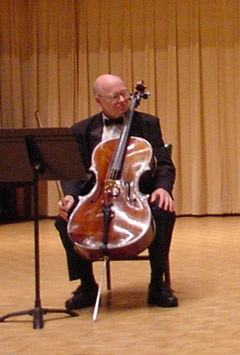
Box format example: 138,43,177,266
104,84,128,94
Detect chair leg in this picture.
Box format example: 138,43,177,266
105,256,171,290
106,259,111,290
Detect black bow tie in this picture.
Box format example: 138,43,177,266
104,117,124,126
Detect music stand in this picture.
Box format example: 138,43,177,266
0,128,87,329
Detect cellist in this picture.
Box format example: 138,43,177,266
55,74,178,309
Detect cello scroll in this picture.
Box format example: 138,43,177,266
132,81,151,107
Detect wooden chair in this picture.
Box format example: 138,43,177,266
105,143,172,290
105,255,171,290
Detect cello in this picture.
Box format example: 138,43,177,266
67,82,156,262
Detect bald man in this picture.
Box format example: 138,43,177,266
55,74,178,309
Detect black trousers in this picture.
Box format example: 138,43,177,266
55,205,175,285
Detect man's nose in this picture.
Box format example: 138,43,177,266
118,94,127,102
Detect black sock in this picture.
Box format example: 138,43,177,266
80,262,97,288
150,272,163,288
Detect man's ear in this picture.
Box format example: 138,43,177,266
95,96,100,105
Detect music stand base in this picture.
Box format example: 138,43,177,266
0,307,78,329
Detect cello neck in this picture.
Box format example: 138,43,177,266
108,96,138,180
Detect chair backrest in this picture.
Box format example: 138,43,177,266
164,143,172,157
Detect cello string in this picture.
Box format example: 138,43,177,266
92,257,108,322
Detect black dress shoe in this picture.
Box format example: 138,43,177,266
148,282,178,307
65,284,98,310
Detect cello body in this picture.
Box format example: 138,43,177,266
67,136,155,261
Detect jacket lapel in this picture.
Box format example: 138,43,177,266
88,113,103,150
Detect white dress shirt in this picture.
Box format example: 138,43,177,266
101,113,125,141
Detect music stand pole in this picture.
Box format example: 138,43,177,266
0,135,78,329
31,163,78,328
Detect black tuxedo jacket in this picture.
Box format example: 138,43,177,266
61,110,175,197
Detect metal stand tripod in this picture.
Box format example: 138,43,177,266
0,133,80,329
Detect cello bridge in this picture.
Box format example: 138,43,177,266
104,179,120,198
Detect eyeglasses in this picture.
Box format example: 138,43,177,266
97,90,130,102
